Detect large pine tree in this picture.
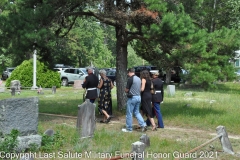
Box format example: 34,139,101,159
1,0,165,109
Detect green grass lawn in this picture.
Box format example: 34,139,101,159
1,82,240,134
1,82,240,159
2,82,238,134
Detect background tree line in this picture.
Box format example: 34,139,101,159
0,0,240,109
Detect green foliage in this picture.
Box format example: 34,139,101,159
40,131,65,152
0,129,19,153
183,27,240,89
127,44,148,68
134,1,240,88
5,59,61,88
67,18,115,68
28,143,39,152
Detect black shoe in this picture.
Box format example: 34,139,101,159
99,120,105,123
105,116,112,123
142,126,147,132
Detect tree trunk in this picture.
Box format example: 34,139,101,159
115,26,128,110
165,68,172,84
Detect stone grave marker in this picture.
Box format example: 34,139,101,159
140,134,150,147
52,86,56,94
73,80,83,89
216,125,234,155
0,80,5,93
10,80,21,90
16,134,42,152
167,85,175,96
0,97,39,136
44,129,55,136
11,87,16,96
0,97,42,152
76,99,96,138
20,155,34,160
0,87,4,93
131,141,146,160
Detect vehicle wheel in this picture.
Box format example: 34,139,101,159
61,78,68,86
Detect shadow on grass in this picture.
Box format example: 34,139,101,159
39,96,225,120
39,99,84,117
173,82,240,95
213,83,240,95
39,98,122,117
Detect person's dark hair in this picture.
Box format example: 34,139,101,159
140,70,151,80
128,68,135,73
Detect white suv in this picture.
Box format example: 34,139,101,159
60,68,87,86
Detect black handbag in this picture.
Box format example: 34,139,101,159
127,93,133,98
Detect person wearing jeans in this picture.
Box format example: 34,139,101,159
122,68,147,132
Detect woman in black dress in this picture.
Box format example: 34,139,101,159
97,69,114,123
140,70,157,131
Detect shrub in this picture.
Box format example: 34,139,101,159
40,131,65,152
5,59,61,88
0,129,19,153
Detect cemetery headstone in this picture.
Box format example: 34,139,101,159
0,97,42,152
11,87,16,96
37,86,44,94
0,80,5,93
131,141,146,160
44,129,55,136
10,80,21,91
0,97,39,135
73,80,83,89
16,134,42,152
19,155,34,160
216,125,234,155
167,85,175,96
76,99,96,138
184,92,193,97
52,86,56,94
0,87,4,93
139,134,150,147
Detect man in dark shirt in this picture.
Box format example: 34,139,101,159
82,67,99,103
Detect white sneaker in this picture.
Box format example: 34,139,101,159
121,128,132,133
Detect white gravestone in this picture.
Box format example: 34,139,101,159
167,85,175,96
76,99,96,138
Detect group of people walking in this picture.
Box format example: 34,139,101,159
122,68,164,132
82,67,164,132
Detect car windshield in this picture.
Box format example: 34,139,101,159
8,68,15,72
81,68,87,74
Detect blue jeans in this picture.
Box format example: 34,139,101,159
146,102,164,128
126,95,146,131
